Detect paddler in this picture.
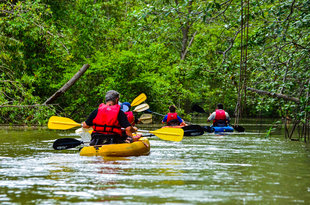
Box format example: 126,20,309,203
120,101,142,141
162,105,186,126
82,90,137,145
120,102,136,126
207,103,230,127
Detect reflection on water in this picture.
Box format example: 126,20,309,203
0,122,310,204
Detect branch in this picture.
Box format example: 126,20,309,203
247,87,300,103
44,64,90,105
221,27,242,64
181,31,197,60
0,104,56,108
206,0,233,23
284,0,296,23
0,80,20,83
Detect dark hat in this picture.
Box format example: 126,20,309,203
121,102,131,112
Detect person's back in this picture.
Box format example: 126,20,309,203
207,103,230,127
162,105,186,126
82,90,136,145
121,102,135,126
92,103,123,144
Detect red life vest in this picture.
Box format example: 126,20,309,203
167,112,178,123
125,111,135,126
92,103,122,136
213,109,227,124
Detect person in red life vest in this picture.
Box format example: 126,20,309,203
120,102,136,126
207,103,230,127
81,90,137,145
120,102,142,141
162,105,186,126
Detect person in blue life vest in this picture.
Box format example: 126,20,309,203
120,102,142,141
82,90,137,145
207,103,230,127
120,102,136,126
162,105,186,126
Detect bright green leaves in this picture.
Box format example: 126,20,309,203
0,0,309,125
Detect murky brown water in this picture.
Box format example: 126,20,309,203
1,119,310,204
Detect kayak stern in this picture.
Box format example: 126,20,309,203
80,137,150,157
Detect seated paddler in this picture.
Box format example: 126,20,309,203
82,90,137,145
121,101,142,141
207,103,230,127
162,105,186,126
121,102,137,126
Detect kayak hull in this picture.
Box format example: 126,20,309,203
80,137,150,157
213,126,234,133
203,125,234,133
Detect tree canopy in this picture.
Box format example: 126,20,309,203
1,0,309,136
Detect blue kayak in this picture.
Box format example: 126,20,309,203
203,125,234,133
212,126,234,133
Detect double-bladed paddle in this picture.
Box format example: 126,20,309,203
191,104,245,132
143,109,205,136
52,127,183,150
144,109,165,116
48,102,149,130
48,115,184,149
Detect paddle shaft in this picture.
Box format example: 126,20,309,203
146,110,191,124
53,127,181,150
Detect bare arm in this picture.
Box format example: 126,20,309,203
125,126,136,137
125,126,138,143
81,121,90,129
208,112,216,121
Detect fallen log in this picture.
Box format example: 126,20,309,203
246,87,300,103
44,64,90,105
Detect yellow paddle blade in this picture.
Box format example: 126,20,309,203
140,118,152,124
131,93,147,107
149,127,184,142
139,114,152,124
133,103,150,112
48,116,81,130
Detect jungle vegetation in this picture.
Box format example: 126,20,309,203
0,0,309,140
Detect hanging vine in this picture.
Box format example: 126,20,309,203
234,0,249,126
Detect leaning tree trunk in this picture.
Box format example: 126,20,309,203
44,64,90,105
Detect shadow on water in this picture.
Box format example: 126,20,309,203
0,121,310,204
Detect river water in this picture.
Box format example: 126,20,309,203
1,119,310,204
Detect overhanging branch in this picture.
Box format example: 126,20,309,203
247,87,300,103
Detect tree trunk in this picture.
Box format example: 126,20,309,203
44,64,90,105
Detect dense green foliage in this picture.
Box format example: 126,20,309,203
0,0,309,126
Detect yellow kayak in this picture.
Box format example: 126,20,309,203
79,137,150,157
